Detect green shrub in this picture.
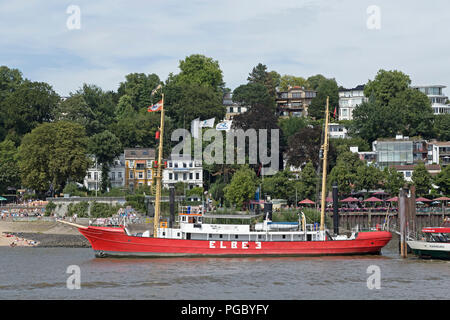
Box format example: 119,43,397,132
90,201,121,218
67,201,89,217
45,201,56,216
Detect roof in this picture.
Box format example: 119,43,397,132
124,148,155,159
391,164,441,171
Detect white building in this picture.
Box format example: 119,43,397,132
223,92,248,120
162,156,203,189
338,85,367,120
412,85,450,115
328,123,348,139
83,154,125,191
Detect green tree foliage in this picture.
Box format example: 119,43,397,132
88,130,123,192
262,170,296,204
247,63,280,101
433,114,450,141
382,167,405,196
351,70,434,142
328,152,364,195
224,166,258,209
232,82,274,108
279,75,308,91
286,126,336,170
1,80,59,140
330,136,370,155
115,95,135,119
0,139,21,194
296,161,319,201
307,77,339,120
306,74,327,91
412,162,433,197
355,164,383,194
17,121,90,195
278,116,309,147
434,165,450,196
176,54,225,93
117,73,162,111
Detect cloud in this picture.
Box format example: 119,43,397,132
0,0,449,95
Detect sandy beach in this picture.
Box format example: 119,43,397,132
0,232,38,247
0,220,90,248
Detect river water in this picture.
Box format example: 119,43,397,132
0,238,448,300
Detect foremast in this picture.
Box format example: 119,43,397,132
319,96,330,232
153,93,165,238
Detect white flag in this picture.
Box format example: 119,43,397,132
200,117,215,128
215,120,232,131
191,118,200,139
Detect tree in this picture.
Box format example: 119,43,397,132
115,95,135,119
328,152,364,195
1,80,60,139
296,161,319,201
232,82,274,109
355,164,383,194
411,162,433,197
176,54,225,93
247,63,279,100
351,70,434,142
0,139,21,194
117,73,162,111
433,114,450,141
286,126,337,170
307,77,339,120
306,74,327,90
224,166,258,209
278,116,309,148
88,130,123,192
261,170,296,204
434,165,450,196
17,121,90,195
382,167,405,196
279,75,308,91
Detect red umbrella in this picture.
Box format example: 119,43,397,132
298,199,315,205
416,197,431,202
326,197,333,203
341,197,359,202
364,197,384,202
386,196,399,202
433,196,450,201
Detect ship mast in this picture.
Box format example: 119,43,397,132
153,93,165,238
319,96,330,232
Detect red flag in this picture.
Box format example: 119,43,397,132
147,100,163,112
333,106,337,119
155,130,160,140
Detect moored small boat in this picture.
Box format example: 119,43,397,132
407,219,450,260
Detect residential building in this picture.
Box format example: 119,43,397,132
223,92,248,120
162,156,203,189
124,148,156,190
428,140,450,167
83,154,125,191
350,147,377,165
276,86,316,118
338,85,367,120
412,85,450,115
328,123,348,139
391,164,441,182
372,135,438,169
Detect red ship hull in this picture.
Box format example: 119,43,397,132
78,226,392,258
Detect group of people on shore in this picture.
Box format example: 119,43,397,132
1,232,38,247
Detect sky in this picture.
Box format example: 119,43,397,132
1,0,449,96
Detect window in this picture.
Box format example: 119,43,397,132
94,172,98,181
169,173,173,180
291,92,301,98
136,163,145,170
147,170,152,178
129,171,134,179
196,172,200,180
118,172,122,179
183,162,187,168
138,172,144,179
189,173,193,180
175,162,178,168
111,172,115,180
169,162,172,168
175,173,178,181
183,173,187,180
88,172,92,179
235,235,238,239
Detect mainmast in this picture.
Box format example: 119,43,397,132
319,96,330,231
153,93,165,238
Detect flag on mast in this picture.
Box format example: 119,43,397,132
148,100,163,112
333,106,337,119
